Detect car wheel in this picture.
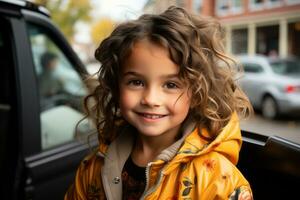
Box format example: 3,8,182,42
261,96,278,119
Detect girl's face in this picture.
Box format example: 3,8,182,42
119,39,191,139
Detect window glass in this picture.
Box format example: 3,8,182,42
27,23,91,150
256,25,279,56
250,0,282,9
254,0,263,3
232,0,242,12
232,28,248,54
250,0,264,10
192,0,202,12
216,0,243,16
216,0,230,15
243,63,264,73
270,60,300,75
266,0,282,8
287,0,300,5
233,0,242,7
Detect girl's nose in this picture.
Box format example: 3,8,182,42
140,87,161,107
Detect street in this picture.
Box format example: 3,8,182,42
240,114,300,144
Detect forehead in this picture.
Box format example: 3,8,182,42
122,39,179,75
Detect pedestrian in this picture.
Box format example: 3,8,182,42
39,51,63,98
65,6,253,200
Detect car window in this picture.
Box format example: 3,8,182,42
243,62,264,73
270,60,300,75
27,23,90,150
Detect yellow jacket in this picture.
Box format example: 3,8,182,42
65,112,252,200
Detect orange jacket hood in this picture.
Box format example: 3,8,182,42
159,112,242,174
180,112,241,163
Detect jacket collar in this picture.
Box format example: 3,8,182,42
100,126,134,200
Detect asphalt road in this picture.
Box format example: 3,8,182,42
240,113,300,144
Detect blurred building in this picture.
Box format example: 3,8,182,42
205,0,300,58
144,0,300,58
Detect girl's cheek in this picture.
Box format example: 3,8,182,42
120,90,135,107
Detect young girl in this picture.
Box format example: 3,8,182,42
65,6,253,200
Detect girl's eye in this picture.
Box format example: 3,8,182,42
165,82,179,89
127,80,144,87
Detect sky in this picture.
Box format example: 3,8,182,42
91,0,148,21
75,0,148,44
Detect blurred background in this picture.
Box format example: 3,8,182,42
30,0,300,142
30,0,300,65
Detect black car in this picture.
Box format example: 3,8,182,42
0,0,96,199
0,0,299,199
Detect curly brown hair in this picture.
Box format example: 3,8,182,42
84,6,252,145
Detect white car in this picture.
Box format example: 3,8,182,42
237,55,300,119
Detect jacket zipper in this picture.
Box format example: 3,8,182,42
141,161,152,199
140,162,165,200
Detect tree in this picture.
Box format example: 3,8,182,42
34,0,92,42
91,18,115,45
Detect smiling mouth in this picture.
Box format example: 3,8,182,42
136,112,167,119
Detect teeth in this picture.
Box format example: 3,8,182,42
142,114,164,119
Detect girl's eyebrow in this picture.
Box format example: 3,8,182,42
123,71,179,79
164,74,180,79
123,71,141,77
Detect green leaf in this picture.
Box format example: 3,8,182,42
180,163,187,171
183,180,192,186
182,187,192,196
181,149,193,154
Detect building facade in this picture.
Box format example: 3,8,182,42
202,0,300,58
144,0,300,58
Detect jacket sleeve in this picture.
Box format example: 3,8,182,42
193,153,253,200
64,152,105,200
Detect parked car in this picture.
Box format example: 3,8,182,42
237,54,300,119
0,1,299,199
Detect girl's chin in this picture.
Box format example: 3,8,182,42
137,130,163,137
135,127,176,138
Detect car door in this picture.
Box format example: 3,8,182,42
0,14,21,200
238,130,300,199
240,62,266,107
9,8,97,200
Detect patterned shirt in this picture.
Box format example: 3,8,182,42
122,156,146,200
